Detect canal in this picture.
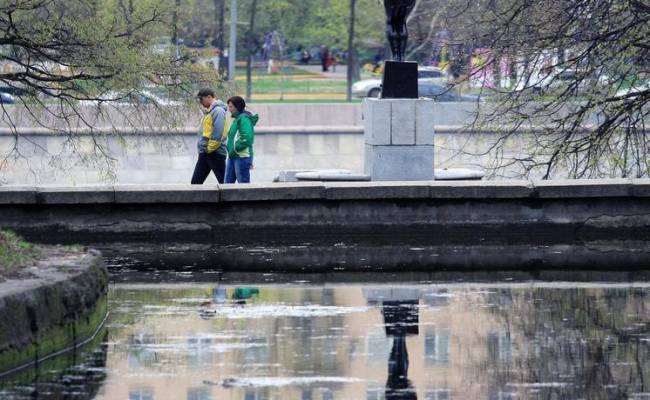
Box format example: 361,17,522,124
1,269,649,400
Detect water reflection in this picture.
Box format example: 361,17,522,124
383,302,418,399
0,331,108,399
1,283,649,400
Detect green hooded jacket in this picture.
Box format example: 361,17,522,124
227,110,258,159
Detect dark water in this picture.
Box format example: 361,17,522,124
2,280,650,400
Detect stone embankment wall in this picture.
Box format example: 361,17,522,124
0,180,649,270
0,249,108,376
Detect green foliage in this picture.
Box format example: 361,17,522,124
172,0,385,59
0,230,40,276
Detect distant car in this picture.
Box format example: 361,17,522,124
418,83,481,102
0,92,15,104
351,66,449,98
0,86,30,97
79,90,182,107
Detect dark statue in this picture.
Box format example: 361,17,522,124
384,0,416,62
381,0,418,98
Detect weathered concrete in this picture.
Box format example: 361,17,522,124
0,248,108,376
364,144,434,181
363,98,435,181
3,126,649,185
0,180,649,270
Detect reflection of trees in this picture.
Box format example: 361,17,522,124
488,287,650,399
1,331,109,399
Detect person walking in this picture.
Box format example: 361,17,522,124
191,88,229,184
225,96,258,184
329,52,337,73
320,45,330,72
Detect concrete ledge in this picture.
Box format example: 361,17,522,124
0,186,37,204
631,179,650,197
220,182,326,202
533,178,633,198
1,180,650,269
324,182,431,200
430,180,534,199
1,180,649,204
113,184,220,204
37,186,115,204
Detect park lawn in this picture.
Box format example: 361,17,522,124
244,78,347,95
234,65,316,78
0,230,40,277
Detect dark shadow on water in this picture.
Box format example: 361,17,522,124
98,241,650,273
0,330,108,400
107,267,650,285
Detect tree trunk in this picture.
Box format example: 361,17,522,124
172,0,181,45
214,0,225,49
246,0,258,101
346,0,357,102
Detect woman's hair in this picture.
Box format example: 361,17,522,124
227,96,246,113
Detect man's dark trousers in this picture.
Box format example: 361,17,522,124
191,152,226,184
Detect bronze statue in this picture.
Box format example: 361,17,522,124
384,0,416,62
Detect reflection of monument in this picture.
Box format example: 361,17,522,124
383,301,418,400
366,288,420,400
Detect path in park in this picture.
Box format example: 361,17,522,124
293,64,349,80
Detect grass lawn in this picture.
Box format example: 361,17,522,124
234,65,315,78
239,78,347,95
0,230,40,277
232,65,349,100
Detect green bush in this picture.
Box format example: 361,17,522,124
0,230,40,276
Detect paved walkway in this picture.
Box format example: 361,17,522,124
293,64,348,80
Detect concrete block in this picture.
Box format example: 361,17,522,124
430,180,533,199
365,144,434,181
390,100,416,145
631,179,650,197
435,102,479,126
363,99,391,145
533,179,632,198
220,182,326,202
416,100,436,145
0,186,37,204
114,184,220,203
325,181,430,200
37,186,115,204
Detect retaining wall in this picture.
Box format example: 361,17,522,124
1,180,649,270
0,249,108,376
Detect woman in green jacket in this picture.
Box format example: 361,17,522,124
225,96,258,183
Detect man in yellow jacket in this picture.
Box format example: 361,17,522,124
191,88,229,184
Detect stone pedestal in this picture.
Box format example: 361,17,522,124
363,98,435,181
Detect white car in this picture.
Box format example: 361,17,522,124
352,66,449,98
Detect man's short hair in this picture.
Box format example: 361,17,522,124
197,88,215,98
